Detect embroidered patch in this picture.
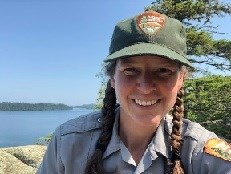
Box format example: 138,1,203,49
136,11,165,35
204,138,231,162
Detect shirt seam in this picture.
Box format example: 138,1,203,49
58,126,65,172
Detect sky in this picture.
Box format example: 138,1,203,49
0,0,230,106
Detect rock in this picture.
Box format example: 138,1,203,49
0,145,46,174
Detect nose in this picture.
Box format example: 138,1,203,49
136,72,156,94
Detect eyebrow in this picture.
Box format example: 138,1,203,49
120,58,179,67
119,58,135,64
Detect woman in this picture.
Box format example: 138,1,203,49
37,10,231,174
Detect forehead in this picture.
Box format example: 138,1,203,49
118,55,178,66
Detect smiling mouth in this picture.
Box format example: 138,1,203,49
134,99,159,106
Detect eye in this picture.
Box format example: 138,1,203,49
123,68,139,76
156,68,175,76
158,68,171,73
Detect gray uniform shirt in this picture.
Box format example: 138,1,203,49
37,110,231,174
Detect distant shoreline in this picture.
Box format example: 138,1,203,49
0,102,72,111
0,102,95,111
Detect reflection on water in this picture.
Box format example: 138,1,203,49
0,109,95,147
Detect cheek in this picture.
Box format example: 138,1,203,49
113,74,135,101
158,75,183,100
163,73,183,90
158,79,178,93
114,72,135,88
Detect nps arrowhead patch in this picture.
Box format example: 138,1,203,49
204,138,231,162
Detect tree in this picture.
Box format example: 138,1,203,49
146,0,231,72
184,75,231,140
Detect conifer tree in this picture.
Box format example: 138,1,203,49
146,0,231,71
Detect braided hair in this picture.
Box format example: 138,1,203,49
170,87,185,174
85,80,116,174
85,60,186,174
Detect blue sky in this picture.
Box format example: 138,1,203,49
0,0,230,106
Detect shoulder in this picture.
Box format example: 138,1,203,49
55,110,102,136
182,119,217,142
182,119,231,161
204,138,231,162
180,119,217,157
182,119,231,160
40,111,104,173
165,116,217,141
181,119,231,172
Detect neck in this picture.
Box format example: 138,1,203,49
120,122,156,147
119,114,159,164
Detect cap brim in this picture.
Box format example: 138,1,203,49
105,43,193,68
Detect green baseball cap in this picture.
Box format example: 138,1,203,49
104,10,193,68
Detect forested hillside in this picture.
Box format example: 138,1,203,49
0,102,72,111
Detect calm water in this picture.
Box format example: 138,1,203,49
0,108,95,147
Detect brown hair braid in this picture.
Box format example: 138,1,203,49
170,87,185,174
85,80,116,174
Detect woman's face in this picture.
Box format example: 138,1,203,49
111,55,185,127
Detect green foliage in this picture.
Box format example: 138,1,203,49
184,75,231,139
147,0,231,71
147,0,231,23
214,39,231,60
94,83,106,109
35,133,53,145
0,102,72,111
186,27,214,56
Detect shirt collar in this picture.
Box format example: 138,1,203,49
103,108,172,159
149,115,172,159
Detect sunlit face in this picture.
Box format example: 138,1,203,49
111,55,185,127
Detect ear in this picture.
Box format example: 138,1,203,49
110,77,115,89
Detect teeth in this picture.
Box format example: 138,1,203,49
135,99,157,106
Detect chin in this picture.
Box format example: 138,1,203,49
133,113,163,126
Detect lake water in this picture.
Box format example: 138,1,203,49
0,108,95,147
